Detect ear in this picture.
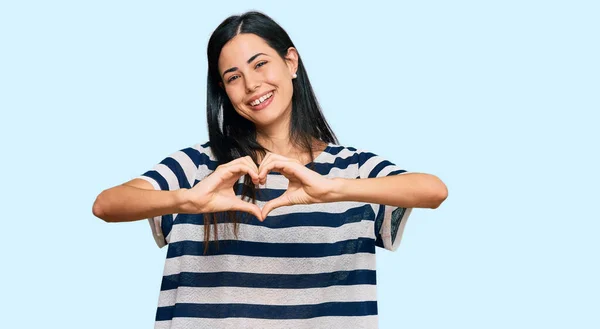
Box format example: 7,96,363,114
218,81,224,89
284,47,299,77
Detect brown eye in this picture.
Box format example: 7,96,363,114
255,61,267,69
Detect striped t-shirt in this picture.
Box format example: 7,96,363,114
136,141,412,329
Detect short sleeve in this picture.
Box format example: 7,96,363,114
357,150,413,252
134,142,212,248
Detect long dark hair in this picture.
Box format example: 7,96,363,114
203,11,338,252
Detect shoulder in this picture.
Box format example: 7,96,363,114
324,143,375,163
323,143,392,177
164,141,219,171
316,143,368,178
191,140,218,166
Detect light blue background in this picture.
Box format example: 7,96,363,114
2,0,598,328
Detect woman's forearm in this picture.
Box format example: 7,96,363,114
93,185,188,223
328,173,448,209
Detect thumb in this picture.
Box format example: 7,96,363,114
261,195,290,220
232,199,263,222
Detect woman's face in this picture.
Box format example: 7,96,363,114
218,33,298,130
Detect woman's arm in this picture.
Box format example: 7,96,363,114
328,173,448,209
93,156,265,223
92,179,189,223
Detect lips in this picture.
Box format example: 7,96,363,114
247,90,274,106
250,92,275,111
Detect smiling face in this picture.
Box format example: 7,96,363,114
218,33,298,130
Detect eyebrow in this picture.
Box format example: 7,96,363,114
222,53,267,77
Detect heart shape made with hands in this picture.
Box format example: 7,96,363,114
231,152,337,221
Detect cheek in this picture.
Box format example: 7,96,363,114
225,87,244,106
267,70,292,94
277,76,293,97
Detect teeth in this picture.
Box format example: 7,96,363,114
251,92,273,106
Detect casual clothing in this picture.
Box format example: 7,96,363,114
136,141,412,329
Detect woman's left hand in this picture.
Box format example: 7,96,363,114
257,152,338,219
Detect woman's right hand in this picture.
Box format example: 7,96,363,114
180,156,263,221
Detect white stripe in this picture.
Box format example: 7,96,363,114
169,220,374,244
152,163,179,190
359,153,386,179
195,164,214,181
163,253,376,276
157,285,377,307
376,163,407,177
326,162,360,178
156,315,377,329
147,218,165,248
154,320,171,329
256,171,287,189
194,144,218,181
169,150,198,188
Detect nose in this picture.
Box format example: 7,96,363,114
245,73,261,93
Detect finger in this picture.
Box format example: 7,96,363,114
258,152,272,169
245,156,260,173
242,156,260,185
258,152,273,185
261,160,300,180
258,154,292,180
224,156,256,170
261,195,291,219
233,199,263,221
222,163,260,183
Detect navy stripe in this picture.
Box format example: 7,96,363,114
142,170,169,190
368,160,395,178
173,204,375,228
160,270,376,291
166,238,375,259
156,301,377,320
327,145,346,155
390,207,406,245
389,169,408,176
375,235,384,248
315,154,360,175
247,185,284,202
179,147,211,170
161,213,174,240
358,151,377,166
374,205,385,240
160,157,191,189
197,156,218,170
179,147,202,167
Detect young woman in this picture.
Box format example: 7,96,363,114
93,11,447,329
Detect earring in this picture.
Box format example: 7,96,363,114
292,73,297,79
